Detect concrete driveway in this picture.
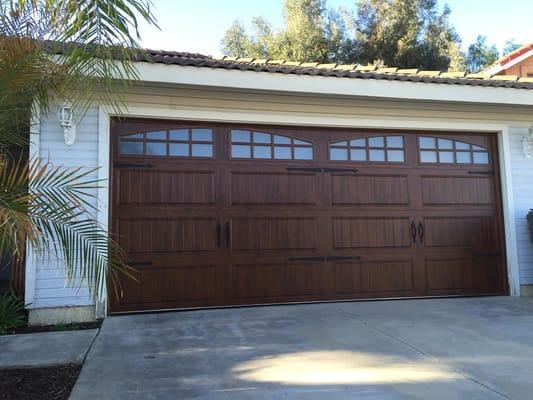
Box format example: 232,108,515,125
70,297,533,400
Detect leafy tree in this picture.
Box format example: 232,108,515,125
0,0,157,299
466,35,499,73
221,0,355,63
503,40,523,56
354,0,460,70
221,0,461,70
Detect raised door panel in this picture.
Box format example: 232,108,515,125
335,260,414,294
331,175,409,205
231,262,334,300
332,217,411,249
421,176,494,206
230,172,319,205
230,218,318,251
116,264,221,308
117,218,218,254
423,216,497,248
425,258,501,293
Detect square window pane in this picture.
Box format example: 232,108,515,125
332,141,348,147
456,141,470,150
192,144,213,157
368,137,385,147
169,129,188,141
274,146,292,159
438,151,454,163
120,141,143,155
369,149,386,161
146,142,166,155
294,147,313,160
274,135,291,144
330,148,348,160
191,128,212,142
456,151,471,163
294,139,310,145
420,150,437,163
350,149,367,161
253,132,271,143
232,145,251,158
169,143,189,156
350,138,366,147
146,130,166,140
123,133,143,139
473,152,489,164
387,150,404,162
419,137,436,149
386,136,404,148
253,145,271,159
231,130,250,143
438,138,453,149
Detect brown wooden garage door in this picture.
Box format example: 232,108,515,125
109,118,507,312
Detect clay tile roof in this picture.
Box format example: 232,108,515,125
132,49,533,90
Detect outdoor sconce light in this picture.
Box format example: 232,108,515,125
522,125,533,159
58,105,76,146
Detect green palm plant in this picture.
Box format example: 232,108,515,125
0,0,158,300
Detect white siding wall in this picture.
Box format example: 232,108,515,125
29,87,533,310
509,127,533,284
31,106,100,308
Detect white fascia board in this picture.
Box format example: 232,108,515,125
134,62,533,106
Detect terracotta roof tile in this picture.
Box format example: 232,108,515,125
129,49,533,90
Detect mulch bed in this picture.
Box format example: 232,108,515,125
5,320,102,335
0,364,81,400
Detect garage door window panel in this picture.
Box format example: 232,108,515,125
418,136,489,165
119,128,214,158
231,130,313,160
330,135,405,162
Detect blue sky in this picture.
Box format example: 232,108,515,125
139,0,533,57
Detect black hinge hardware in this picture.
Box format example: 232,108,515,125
113,163,153,169
288,256,326,262
323,167,358,173
467,171,494,175
326,255,361,261
286,167,325,173
286,167,358,173
128,261,153,267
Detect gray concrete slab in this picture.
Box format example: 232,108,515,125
71,298,533,400
0,329,98,369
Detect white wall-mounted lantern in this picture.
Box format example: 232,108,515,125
523,125,533,159
58,105,76,146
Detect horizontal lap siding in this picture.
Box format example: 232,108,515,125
33,107,99,308
32,85,533,309
509,127,533,284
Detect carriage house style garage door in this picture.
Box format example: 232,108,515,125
109,118,508,313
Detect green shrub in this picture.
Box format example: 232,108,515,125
0,292,25,334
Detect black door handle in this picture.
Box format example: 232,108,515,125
410,221,417,243
226,221,231,248
418,221,424,243
326,255,361,261
217,222,222,248
288,256,326,262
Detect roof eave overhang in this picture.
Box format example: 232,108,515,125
134,62,533,107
